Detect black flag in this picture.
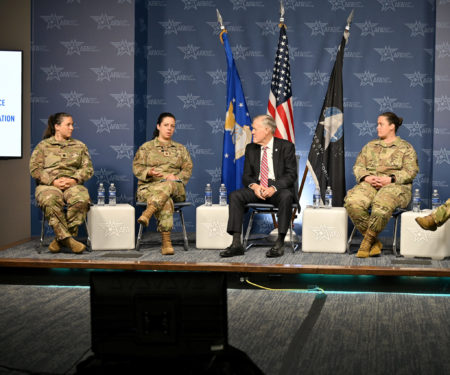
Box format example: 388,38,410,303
306,28,349,207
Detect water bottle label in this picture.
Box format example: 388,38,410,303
413,197,420,204
432,198,439,204
98,191,105,197
110,191,116,197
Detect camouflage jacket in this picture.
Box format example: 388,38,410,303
353,136,419,185
133,138,193,186
30,136,94,185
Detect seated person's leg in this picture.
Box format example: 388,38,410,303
65,185,90,236
155,198,175,255
344,182,376,235
416,197,450,230
36,185,70,242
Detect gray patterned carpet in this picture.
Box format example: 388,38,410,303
1,232,449,270
0,285,449,375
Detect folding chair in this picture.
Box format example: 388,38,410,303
135,201,192,251
346,207,407,256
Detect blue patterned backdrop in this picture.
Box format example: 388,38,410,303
30,0,448,237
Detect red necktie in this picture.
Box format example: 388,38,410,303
260,146,268,188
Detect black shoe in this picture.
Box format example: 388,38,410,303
220,244,245,258
266,243,284,258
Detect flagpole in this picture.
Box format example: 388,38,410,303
293,10,353,220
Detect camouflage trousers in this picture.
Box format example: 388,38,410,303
344,182,411,235
136,180,186,232
36,185,90,240
433,198,450,226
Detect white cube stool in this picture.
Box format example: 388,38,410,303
196,204,232,249
87,204,135,250
400,210,450,260
302,206,348,253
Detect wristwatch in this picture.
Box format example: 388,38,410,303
390,175,396,183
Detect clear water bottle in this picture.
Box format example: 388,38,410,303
97,183,105,206
219,183,227,206
205,183,212,206
325,186,333,208
412,188,421,212
431,189,440,210
108,183,116,206
313,187,321,208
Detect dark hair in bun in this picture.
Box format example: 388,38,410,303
380,112,403,133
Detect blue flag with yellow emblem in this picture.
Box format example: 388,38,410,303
220,30,252,193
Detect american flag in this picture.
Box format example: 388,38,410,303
267,24,295,143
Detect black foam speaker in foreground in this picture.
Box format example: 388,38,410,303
89,271,228,361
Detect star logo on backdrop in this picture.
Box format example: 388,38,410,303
178,44,201,59
206,69,226,85
99,220,129,237
231,45,249,60
185,142,200,157
354,120,376,136
378,0,396,11
404,72,428,87
94,168,115,184
329,0,347,11
435,95,450,111
182,0,214,9
436,42,450,58
61,91,84,107
305,71,328,86
304,122,317,135
111,92,134,108
354,71,377,86
206,167,222,182
434,148,450,165
111,144,134,159
404,122,426,137
41,65,64,80
111,40,134,56
206,118,225,134
158,69,181,84
374,46,396,62
61,40,84,55
90,66,115,81
255,20,279,36
178,93,200,108
91,14,116,30
255,70,272,85
413,174,428,187
356,21,378,36
405,21,427,37
373,96,396,112
41,14,65,29
159,19,182,34
311,225,340,241
305,21,328,36
91,117,115,133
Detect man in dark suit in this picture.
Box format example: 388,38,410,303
220,114,298,258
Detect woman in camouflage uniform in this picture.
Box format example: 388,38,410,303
133,112,193,255
344,112,419,258
30,112,93,254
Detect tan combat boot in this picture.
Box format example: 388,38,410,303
60,237,86,254
415,215,437,231
369,240,383,257
161,231,174,255
48,239,62,253
137,204,157,227
356,229,377,258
